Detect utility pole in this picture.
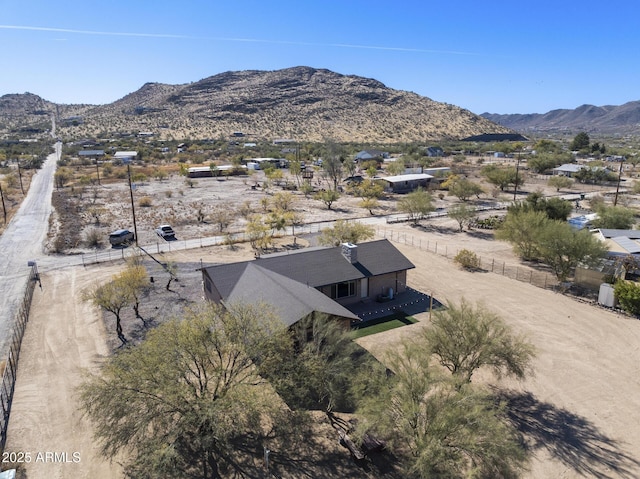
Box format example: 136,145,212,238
513,150,521,201
127,163,139,245
0,182,6,224
17,159,25,194
613,157,625,206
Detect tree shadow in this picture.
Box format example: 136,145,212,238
496,389,640,478
465,229,493,240
410,223,458,235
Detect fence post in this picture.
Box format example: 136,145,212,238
502,262,505,275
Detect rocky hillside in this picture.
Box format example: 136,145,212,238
1,66,511,142
482,101,640,136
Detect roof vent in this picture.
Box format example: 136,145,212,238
341,242,358,264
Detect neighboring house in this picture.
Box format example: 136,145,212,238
423,167,451,178
379,173,433,193
425,146,444,157
78,150,105,159
574,228,640,291
595,229,640,257
113,151,138,163
355,150,389,161
245,157,288,169
552,164,585,177
201,240,415,327
188,165,247,177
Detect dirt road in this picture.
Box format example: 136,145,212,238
0,143,59,356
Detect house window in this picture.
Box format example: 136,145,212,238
330,281,356,299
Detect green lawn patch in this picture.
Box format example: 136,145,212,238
351,312,418,338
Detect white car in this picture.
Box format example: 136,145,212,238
155,224,175,239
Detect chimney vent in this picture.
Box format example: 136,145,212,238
341,242,358,264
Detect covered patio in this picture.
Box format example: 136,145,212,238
347,287,442,324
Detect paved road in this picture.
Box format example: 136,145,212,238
0,143,59,356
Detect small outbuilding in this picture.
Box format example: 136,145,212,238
379,173,433,193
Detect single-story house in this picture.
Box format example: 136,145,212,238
244,157,288,169
595,229,640,257
201,239,415,327
78,149,105,159
379,173,433,193
422,167,451,178
355,150,389,161
574,228,640,291
552,164,585,177
113,151,138,163
425,146,444,157
188,165,247,177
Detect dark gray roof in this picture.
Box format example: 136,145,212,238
599,229,640,239
79,149,105,156
226,263,358,326
205,240,414,291
203,239,414,326
251,239,414,287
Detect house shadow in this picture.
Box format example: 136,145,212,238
496,389,640,478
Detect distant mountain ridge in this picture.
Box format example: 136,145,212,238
0,66,510,143
481,101,640,136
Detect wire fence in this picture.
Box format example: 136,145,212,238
80,223,333,267
376,227,559,291
0,263,39,452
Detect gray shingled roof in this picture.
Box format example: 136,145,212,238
225,263,358,326
203,239,414,326
251,239,415,287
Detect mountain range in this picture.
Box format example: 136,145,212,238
2,66,639,142
0,66,509,143
481,101,640,136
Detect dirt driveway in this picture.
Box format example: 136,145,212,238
4,265,123,479
6,225,640,479
359,239,640,479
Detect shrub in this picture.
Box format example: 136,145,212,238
614,280,640,316
454,249,481,270
164,190,173,198
84,228,104,249
139,196,153,207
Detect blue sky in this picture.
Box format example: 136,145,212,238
1,0,638,114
